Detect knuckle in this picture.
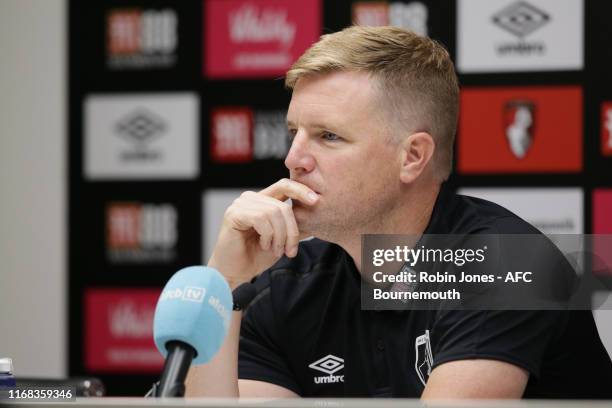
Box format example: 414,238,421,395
224,206,235,218
253,212,267,225
272,205,284,218
280,201,292,213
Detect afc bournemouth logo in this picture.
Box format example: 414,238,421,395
309,354,345,384
504,99,536,159
415,330,433,386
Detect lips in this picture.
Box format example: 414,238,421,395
291,178,322,196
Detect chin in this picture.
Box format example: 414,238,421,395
294,212,321,237
295,214,313,233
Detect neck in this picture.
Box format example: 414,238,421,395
337,183,441,273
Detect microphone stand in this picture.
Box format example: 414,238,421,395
150,341,196,397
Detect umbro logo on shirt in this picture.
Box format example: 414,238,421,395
309,354,345,384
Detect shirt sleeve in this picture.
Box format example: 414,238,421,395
430,309,566,378
238,272,302,395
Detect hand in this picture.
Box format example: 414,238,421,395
208,178,319,288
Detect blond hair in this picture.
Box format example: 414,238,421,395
285,26,459,181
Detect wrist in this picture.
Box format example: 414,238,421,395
232,282,258,311
206,264,249,291
226,277,251,291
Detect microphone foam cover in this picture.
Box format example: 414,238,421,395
153,266,232,365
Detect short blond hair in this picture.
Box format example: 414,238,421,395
286,26,459,181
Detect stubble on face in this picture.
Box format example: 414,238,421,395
286,71,402,244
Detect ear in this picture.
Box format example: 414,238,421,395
399,132,435,184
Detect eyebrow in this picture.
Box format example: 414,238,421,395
286,119,344,134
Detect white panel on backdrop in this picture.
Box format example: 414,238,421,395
84,93,199,180
458,188,583,234
457,0,583,73
202,189,251,262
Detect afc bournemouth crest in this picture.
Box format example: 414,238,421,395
504,99,536,159
415,329,433,386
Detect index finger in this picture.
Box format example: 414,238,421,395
259,178,319,205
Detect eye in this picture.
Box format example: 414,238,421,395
321,131,340,141
288,128,297,141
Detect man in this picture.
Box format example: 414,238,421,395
186,26,612,399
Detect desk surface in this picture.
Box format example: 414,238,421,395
3,398,612,408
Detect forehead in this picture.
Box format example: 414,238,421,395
286,71,378,130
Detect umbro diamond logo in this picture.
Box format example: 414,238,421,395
492,1,550,39
309,354,345,384
309,354,344,375
116,108,166,145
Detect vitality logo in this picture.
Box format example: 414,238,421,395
309,354,345,384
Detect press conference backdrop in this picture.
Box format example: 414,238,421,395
68,0,612,395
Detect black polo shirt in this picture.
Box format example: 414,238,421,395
238,186,612,398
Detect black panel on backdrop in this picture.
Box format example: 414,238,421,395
76,184,202,286
77,0,201,87
69,0,611,397
201,80,292,188
585,1,612,187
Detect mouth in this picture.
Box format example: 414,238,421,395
290,179,322,197
291,191,321,208
293,195,320,208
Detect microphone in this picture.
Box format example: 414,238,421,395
152,266,232,397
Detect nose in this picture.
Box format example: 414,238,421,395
285,130,315,174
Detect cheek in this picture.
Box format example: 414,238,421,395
322,147,397,195
361,161,398,195
360,146,397,172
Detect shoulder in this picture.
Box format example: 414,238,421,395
440,191,542,235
